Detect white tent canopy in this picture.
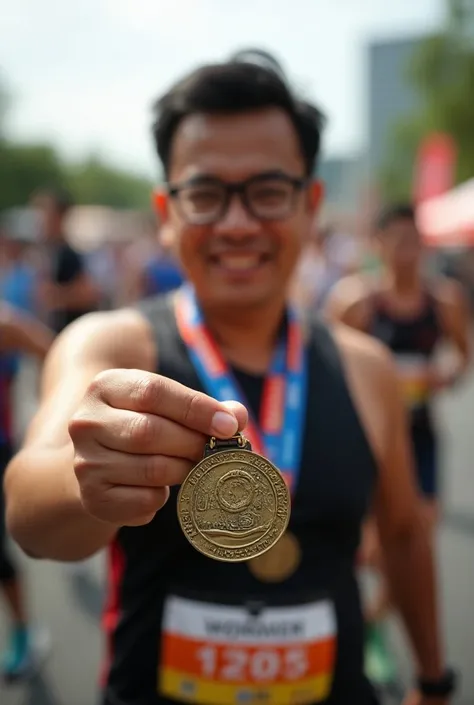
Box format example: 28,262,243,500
416,178,474,247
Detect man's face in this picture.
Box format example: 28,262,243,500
376,217,423,270
159,108,321,309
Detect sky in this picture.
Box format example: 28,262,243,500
1,0,445,180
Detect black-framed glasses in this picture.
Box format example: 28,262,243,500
167,171,308,225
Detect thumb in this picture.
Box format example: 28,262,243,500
220,400,248,433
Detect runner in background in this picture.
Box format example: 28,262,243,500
293,221,361,313
140,240,184,298
0,209,40,318
31,188,100,332
0,303,54,681
325,202,470,688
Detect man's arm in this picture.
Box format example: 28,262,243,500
4,309,156,561
336,327,445,682
323,275,371,331
435,278,471,384
0,304,55,359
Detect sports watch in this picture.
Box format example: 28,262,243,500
417,668,457,698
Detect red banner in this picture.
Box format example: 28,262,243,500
413,133,457,204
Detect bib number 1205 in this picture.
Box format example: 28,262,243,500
195,645,308,682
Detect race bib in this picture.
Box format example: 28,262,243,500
158,595,336,705
395,354,430,408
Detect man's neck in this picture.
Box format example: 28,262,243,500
384,268,422,297
199,298,287,374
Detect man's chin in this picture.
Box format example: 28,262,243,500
196,282,276,307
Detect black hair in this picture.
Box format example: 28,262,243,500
228,48,287,81
152,55,325,178
375,203,416,231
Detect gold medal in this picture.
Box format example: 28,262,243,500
177,434,291,562
248,531,301,582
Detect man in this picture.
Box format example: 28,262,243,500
326,204,470,527
31,188,99,333
325,202,469,688
5,59,454,704
0,303,53,680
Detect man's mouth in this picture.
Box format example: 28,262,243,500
208,253,271,272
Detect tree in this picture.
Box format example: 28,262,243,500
0,143,66,211
0,72,154,212
66,155,153,210
380,0,474,200
0,73,10,139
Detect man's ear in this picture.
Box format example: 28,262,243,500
153,190,176,252
310,180,324,211
152,189,168,222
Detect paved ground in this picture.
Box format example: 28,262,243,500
1,359,474,705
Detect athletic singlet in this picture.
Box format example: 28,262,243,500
368,291,442,431
102,296,378,705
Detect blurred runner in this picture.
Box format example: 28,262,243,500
5,60,455,705
141,243,184,297
293,223,360,313
325,202,469,689
132,229,185,299
31,188,100,332
0,208,40,317
0,303,54,681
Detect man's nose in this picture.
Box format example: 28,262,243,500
213,193,261,235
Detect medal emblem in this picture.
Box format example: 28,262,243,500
177,434,291,562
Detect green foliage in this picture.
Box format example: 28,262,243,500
0,142,66,211
380,0,474,198
0,76,153,212
66,155,153,210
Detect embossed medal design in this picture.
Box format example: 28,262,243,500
177,434,291,562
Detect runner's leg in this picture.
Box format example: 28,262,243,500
0,442,40,681
412,429,439,532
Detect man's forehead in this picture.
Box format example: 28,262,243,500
168,108,304,181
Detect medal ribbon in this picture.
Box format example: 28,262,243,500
175,285,308,494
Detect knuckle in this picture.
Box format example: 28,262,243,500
127,413,158,448
73,452,95,477
68,411,97,443
136,488,162,516
181,391,205,427
141,455,163,486
87,369,113,397
131,374,160,410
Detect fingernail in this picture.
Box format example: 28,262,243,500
211,410,238,437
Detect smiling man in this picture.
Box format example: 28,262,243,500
4,57,454,704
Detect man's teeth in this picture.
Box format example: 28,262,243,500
217,255,261,270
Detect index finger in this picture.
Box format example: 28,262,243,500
97,369,248,438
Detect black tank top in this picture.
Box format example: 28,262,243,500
102,296,378,705
369,291,442,431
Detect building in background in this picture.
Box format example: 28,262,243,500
366,33,425,175
318,155,364,212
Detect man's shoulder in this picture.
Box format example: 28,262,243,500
330,321,396,384
329,274,373,306
54,306,157,371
